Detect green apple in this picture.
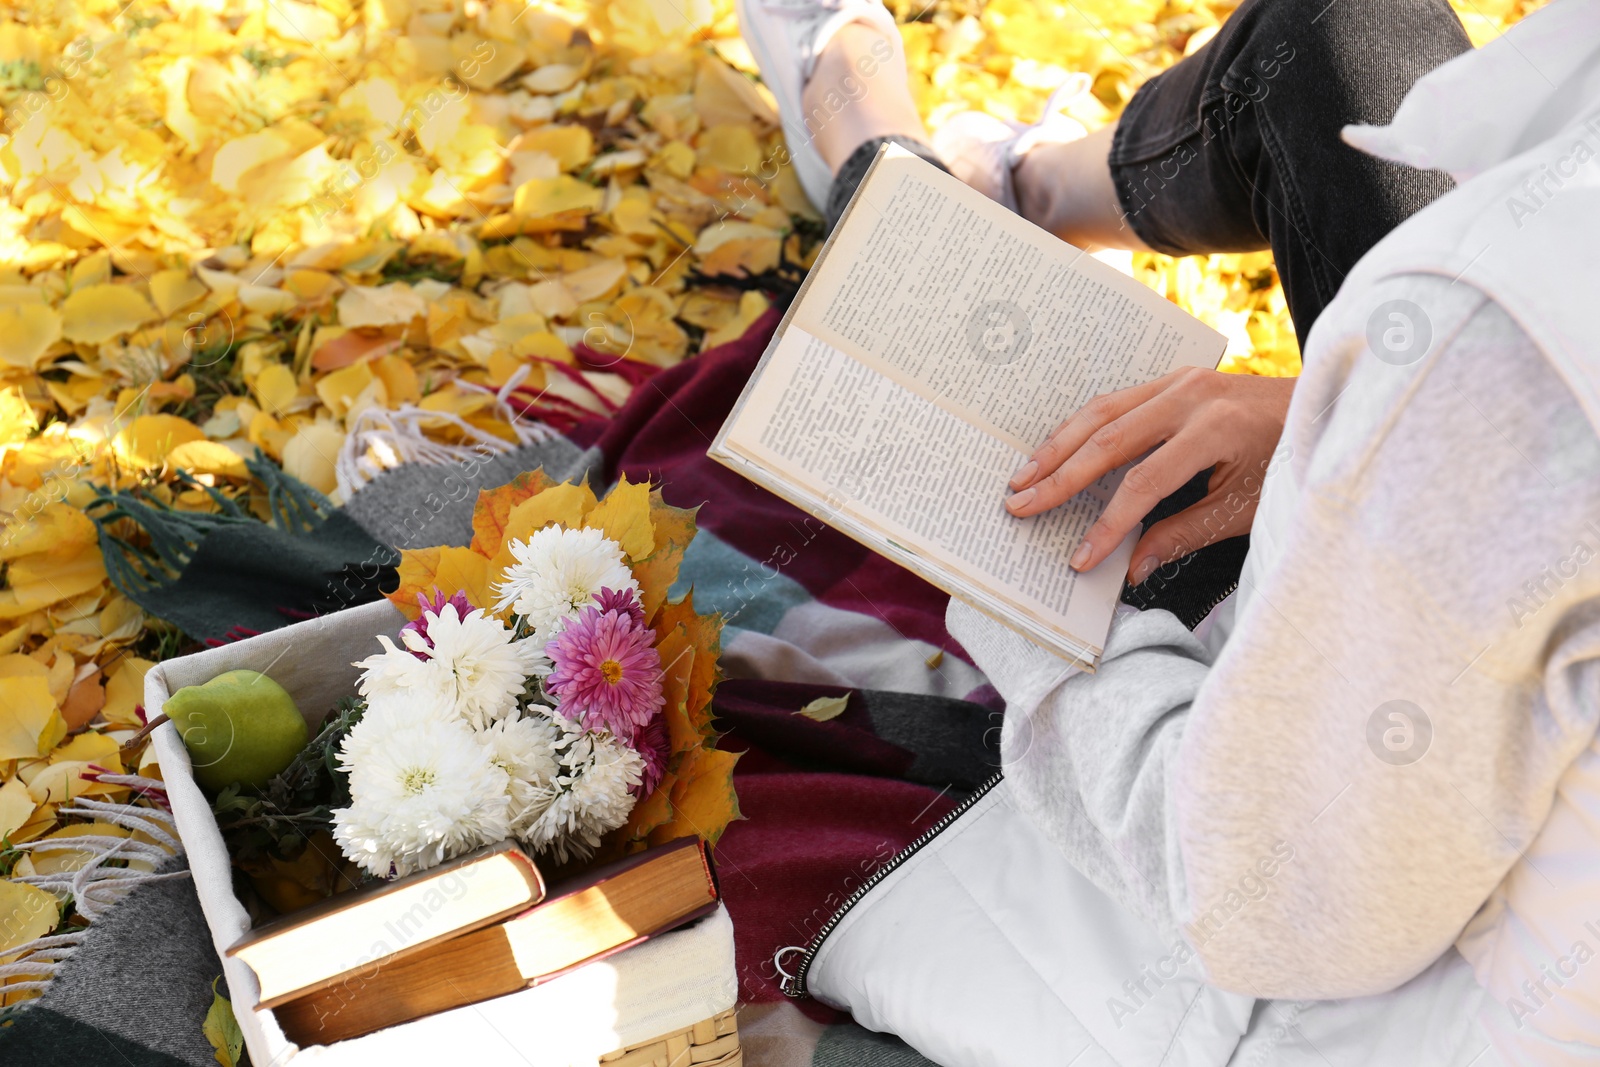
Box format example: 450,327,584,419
166,669,308,792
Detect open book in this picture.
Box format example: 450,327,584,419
709,146,1225,669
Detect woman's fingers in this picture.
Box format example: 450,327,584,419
1002,369,1295,576
1056,432,1212,572
1008,376,1171,492
1125,479,1261,585
1007,384,1191,518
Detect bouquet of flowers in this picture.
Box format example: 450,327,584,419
327,469,737,879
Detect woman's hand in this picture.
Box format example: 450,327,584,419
1004,368,1295,583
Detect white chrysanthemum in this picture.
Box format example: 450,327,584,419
331,714,512,878
494,527,640,643
353,638,431,700
335,688,449,769
481,714,561,835
519,712,642,865
356,604,544,729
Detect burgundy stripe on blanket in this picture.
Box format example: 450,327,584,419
709,678,961,1015
569,309,966,658
572,318,969,1017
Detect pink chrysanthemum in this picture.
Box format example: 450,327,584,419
545,606,665,736
401,590,475,659
594,586,645,628
627,717,669,798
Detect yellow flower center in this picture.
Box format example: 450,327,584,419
600,658,624,685
401,768,437,794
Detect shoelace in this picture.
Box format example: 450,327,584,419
1010,73,1094,160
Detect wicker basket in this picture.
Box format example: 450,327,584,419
152,600,739,1066
600,1009,741,1066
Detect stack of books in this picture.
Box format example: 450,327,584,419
227,837,721,1046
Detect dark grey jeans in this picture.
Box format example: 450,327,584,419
820,0,1472,626
826,0,1472,346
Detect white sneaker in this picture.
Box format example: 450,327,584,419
736,0,905,212
931,75,1093,212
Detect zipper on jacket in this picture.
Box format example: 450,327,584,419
1186,580,1238,632
773,771,1004,999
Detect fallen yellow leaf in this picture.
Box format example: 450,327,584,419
336,283,426,328
513,175,604,222
0,303,62,368
59,284,158,346
518,125,595,172
149,269,209,318
252,362,300,417
115,413,206,470
167,440,250,479
102,655,154,727
796,694,850,722
280,420,345,495
0,879,57,954
0,775,36,841
0,676,67,761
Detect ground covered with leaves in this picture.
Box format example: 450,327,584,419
0,0,1542,1005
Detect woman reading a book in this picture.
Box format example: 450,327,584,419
741,0,1600,1061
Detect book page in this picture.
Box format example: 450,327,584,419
793,150,1224,453
721,325,1133,656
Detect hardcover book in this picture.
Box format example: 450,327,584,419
227,839,546,1009
275,837,720,1045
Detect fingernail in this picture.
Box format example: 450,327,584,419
1069,540,1092,570
1007,487,1035,510
1130,555,1158,584
1010,460,1038,488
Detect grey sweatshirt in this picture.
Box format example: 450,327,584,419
948,273,1600,1002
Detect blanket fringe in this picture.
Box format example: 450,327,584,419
88,456,340,602
335,363,556,499
1,776,185,1008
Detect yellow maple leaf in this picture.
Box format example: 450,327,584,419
582,474,656,561
26,760,125,805
336,283,427,328
654,627,700,756
467,469,563,558
614,769,676,851
653,591,724,730
704,290,771,349
631,489,700,620
385,545,497,618
649,745,743,848
502,481,600,548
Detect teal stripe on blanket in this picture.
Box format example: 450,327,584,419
670,528,813,636
813,1023,938,1066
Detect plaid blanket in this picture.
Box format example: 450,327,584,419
10,310,1002,1065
